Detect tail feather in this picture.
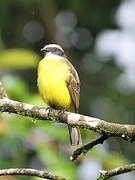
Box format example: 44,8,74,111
68,126,82,146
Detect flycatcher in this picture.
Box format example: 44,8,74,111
37,44,82,146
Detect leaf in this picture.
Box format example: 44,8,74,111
0,48,39,68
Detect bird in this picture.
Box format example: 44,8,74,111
37,44,82,146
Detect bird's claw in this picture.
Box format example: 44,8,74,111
46,107,54,113
58,109,66,116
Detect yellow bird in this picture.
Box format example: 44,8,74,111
37,44,82,146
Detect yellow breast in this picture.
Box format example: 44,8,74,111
37,58,74,111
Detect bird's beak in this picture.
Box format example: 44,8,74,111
40,47,46,52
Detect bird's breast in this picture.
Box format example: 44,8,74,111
37,59,73,110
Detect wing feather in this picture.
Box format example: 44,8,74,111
65,59,80,112
65,59,82,145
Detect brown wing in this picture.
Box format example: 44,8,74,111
66,59,80,113
65,59,82,145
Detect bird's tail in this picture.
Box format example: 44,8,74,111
68,126,82,146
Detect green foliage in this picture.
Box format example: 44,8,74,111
39,144,76,179
0,0,134,179
103,153,127,169
2,76,30,101
0,48,39,68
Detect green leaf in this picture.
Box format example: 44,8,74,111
0,48,39,68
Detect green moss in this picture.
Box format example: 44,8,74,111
48,113,59,122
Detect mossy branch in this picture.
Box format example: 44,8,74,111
0,92,135,143
0,168,67,180
97,163,135,180
1,81,135,179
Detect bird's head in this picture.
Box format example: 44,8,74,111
41,44,65,57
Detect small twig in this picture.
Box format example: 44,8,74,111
0,168,67,180
97,163,135,180
71,135,110,161
0,82,7,99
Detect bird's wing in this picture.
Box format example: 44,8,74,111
66,60,80,113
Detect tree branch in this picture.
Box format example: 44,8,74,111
0,93,135,143
97,163,135,180
0,168,67,180
70,134,110,161
1,82,135,179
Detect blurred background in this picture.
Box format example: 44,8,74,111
0,0,135,179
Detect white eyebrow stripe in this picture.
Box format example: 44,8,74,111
45,44,64,52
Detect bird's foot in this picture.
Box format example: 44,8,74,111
58,108,66,116
46,106,54,113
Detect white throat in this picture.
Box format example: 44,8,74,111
43,52,64,60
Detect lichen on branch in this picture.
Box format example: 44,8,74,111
1,81,135,179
